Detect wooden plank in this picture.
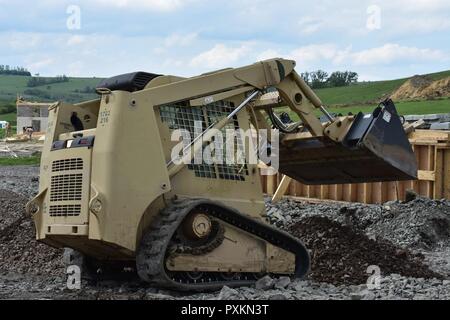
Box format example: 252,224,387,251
335,184,343,201
350,184,358,202
373,182,382,203
267,174,276,195
408,130,450,144
387,182,397,201
427,145,434,197
357,183,372,204
397,181,406,201
329,185,336,200
343,184,352,202
272,175,292,203
434,148,444,199
306,185,313,198
444,149,450,199
418,146,428,196
288,179,297,197
418,170,436,181
356,184,365,203
319,185,329,199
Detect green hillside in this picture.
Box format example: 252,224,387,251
0,112,16,126
315,69,450,107
326,99,450,116
0,75,101,104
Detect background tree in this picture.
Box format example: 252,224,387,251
310,70,329,89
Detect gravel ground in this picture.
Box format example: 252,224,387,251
0,165,449,300
0,165,40,198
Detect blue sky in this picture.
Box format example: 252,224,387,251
1,0,449,80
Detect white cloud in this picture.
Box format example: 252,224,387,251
27,57,54,71
256,49,282,61
297,17,325,35
256,43,448,70
164,33,198,47
349,43,447,66
289,44,339,64
92,0,192,12
67,35,85,46
190,44,252,68
382,0,450,12
4,32,42,50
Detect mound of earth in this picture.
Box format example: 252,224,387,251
289,216,441,285
391,75,450,101
422,77,450,99
0,189,64,276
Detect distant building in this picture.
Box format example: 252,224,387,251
16,97,53,134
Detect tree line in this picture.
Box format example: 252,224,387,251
301,70,358,89
27,75,69,87
0,65,31,76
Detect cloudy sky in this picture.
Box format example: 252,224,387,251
1,0,449,80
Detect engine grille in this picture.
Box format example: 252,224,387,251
49,158,84,217
50,174,83,202
52,158,83,172
49,205,82,217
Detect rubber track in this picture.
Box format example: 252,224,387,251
136,198,310,291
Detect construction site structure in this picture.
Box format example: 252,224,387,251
16,97,52,134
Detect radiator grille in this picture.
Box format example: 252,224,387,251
52,158,83,172
50,174,83,202
49,205,81,217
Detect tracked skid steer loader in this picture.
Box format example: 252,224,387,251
26,59,417,291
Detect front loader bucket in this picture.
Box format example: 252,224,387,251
278,100,418,185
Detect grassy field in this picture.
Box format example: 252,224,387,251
0,155,41,166
327,98,450,116
0,112,17,124
0,74,101,103
315,69,450,106
279,98,450,121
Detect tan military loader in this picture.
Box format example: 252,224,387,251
26,59,417,291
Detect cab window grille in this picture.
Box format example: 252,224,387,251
159,99,249,181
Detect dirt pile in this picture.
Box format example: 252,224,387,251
424,77,450,98
391,75,450,101
331,195,450,250
289,216,441,285
0,189,64,276
268,196,450,250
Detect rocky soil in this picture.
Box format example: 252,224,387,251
391,75,450,101
0,165,40,198
0,165,450,300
